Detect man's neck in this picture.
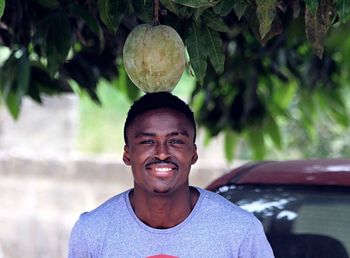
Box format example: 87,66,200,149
129,187,199,229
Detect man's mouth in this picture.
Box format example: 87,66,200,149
146,162,178,178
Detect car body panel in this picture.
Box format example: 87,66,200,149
206,159,350,191
206,159,350,258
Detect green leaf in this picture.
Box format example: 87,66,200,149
322,90,349,126
272,79,297,109
185,22,208,84
194,7,210,20
6,92,21,119
46,12,72,77
246,129,265,160
224,129,238,162
161,0,179,15
98,0,127,33
264,114,282,148
178,6,194,18
204,26,225,74
132,0,153,23
16,50,31,98
256,0,277,38
115,63,140,102
0,48,30,119
0,0,5,18
203,128,213,146
336,0,350,23
304,0,319,14
233,0,248,20
171,0,220,8
213,0,235,16
0,55,16,100
201,9,230,32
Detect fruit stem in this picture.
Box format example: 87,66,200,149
153,0,160,25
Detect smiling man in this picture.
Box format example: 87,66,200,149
68,92,274,258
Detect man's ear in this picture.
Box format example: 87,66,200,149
123,145,131,166
191,144,198,165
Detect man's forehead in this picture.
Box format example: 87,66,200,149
134,108,191,123
128,108,194,134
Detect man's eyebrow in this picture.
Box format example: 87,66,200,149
167,130,190,137
134,132,156,138
134,131,190,138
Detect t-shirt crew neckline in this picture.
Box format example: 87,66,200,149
124,187,204,234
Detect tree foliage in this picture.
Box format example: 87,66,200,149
0,0,350,160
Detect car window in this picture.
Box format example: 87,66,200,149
216,185,350,258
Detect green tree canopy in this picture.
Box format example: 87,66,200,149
0,0,350,159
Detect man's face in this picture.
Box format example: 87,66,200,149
123,108,198,195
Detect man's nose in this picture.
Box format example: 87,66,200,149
155,142,170,160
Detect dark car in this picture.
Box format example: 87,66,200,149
206,159,350,258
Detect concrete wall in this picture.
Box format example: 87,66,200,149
0,95,235,258
0,155,230,258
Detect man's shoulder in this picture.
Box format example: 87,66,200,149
78,189,129,224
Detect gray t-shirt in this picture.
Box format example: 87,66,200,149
68,187,274,258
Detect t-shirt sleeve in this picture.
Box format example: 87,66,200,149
238,217,275,258
68,217,91,258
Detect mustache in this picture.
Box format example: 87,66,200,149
145,160,178,169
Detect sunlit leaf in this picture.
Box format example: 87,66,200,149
213,0,235,16
264,114,282,148
256,0,278,38
246,129,265,160
0,0,5,18
185,22,208,84
204,26,225,74
203,128,213,146
201,9,230,32
171,0,220,8
322,90,349,126
272,78,297,109
224,129,238,162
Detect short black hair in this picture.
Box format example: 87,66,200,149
124,92,196,144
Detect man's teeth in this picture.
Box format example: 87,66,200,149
155,167,172,172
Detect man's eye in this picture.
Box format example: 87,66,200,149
170,139,184,144
140,140,154,144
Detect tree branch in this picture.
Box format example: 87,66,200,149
153,0,160,25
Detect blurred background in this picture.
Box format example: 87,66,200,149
0,74,243,258
1,0,350,257
1,72,349,258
